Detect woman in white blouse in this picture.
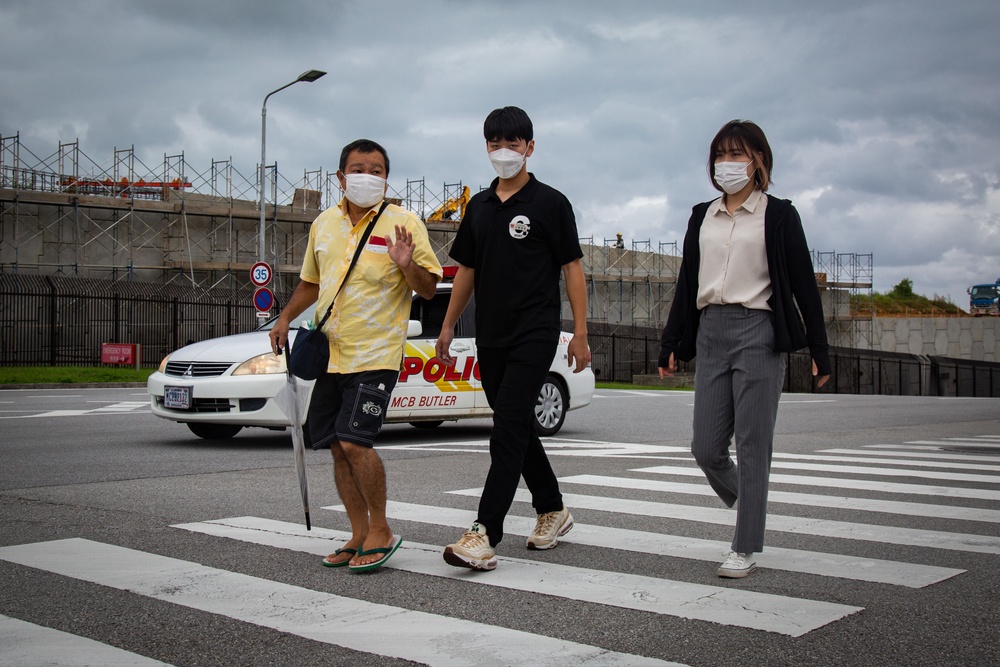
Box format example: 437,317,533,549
658,120,831,578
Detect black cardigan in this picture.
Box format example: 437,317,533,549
657,195,831,376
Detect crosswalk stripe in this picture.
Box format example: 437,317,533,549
0,538,684,667
173,516,861,637
559,474,1000,524
380,439,692,458
0,613,173,666
346,501,962,588
586,452,1000,474
632,465,1000,501
766,460,1000,483
818,448,1000,465
905,440,1000,449
446,488,1000,555
777,452,1000,471
866,444,1000,452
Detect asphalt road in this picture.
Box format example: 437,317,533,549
1,386,998,666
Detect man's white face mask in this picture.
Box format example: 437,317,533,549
344,173,386,208
488,147,528,179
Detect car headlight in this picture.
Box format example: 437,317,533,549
232,352,287,375
158,355,170,373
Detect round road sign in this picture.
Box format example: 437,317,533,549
250,262,272,287
253,287,274,313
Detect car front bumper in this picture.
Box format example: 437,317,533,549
148,371,300,428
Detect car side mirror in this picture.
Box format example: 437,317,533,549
407,320,422,338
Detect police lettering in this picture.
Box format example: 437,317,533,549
399,355,479,383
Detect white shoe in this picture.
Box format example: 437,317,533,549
443,522,497,571
717,551,757,578
527,506,574,550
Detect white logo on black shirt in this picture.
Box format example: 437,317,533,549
508,215,530,239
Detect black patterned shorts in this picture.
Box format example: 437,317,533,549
306,369,399,449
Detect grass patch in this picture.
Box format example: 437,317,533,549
596,381,691,391
0,366,155,385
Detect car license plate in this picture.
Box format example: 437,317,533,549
164,386,192,409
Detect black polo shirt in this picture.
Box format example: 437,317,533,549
449,173,583,347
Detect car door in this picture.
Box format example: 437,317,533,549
394,288,481,419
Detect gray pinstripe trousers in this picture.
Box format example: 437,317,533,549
692,304,786,553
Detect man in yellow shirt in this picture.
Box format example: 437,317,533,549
270,139,442,572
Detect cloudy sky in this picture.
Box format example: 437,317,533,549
2,0,998,307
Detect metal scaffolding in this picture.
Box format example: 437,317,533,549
1,133,868,334
813,250,875,349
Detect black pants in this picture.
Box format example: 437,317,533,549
476,340,563,546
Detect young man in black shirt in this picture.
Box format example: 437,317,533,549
435,106,590,570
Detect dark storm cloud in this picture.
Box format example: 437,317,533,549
1,0,998,305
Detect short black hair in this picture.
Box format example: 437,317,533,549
483,106,533,143
339,139,390,176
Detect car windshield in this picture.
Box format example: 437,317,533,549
971,286,998,299
256,305,317,332
254,291,468,336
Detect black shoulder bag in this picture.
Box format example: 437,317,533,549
287,201,388,380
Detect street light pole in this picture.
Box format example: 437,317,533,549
258,69,327,266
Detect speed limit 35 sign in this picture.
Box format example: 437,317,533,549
250,262,272,287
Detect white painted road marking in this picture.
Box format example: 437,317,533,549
343,501,963,588
174,516,862,637
0,538,684,667
818,448,1000,465
633,465,1000,501
3,401,149,419
446,488,1000,555
0,613,173,666
559,474,1000,524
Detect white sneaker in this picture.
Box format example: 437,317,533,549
526,506,574,550
443,522,497,571
717,551,757,578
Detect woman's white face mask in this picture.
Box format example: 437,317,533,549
343,173,387,208
714,160,755,195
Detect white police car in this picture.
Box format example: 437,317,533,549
147,282,594,439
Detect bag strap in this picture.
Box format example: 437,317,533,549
314,200,388,329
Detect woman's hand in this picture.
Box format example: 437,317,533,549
658,353,677,379
812,359,830,388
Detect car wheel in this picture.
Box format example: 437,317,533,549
186,423,243,440
409,421,444,429
534,375,567,436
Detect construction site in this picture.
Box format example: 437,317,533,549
1,133,884,378
0,133,875,325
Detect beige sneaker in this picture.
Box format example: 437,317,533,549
526,506,574,550
717,551,757,578
443,522,497,571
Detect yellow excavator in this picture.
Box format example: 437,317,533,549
426,186,470,223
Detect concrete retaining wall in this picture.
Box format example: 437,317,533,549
871,316,1000,362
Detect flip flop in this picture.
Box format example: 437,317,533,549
348,535,403,573
321,547,357,568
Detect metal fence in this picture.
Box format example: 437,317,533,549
4,279,1000,398
587,331,1000,398
0,276,286,368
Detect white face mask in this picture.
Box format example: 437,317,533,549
489,147,527,179
343,173,386,208
714,161,755,194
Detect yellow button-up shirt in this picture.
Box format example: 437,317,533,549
300,198,443,373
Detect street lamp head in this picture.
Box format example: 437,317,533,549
297,69,326,83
